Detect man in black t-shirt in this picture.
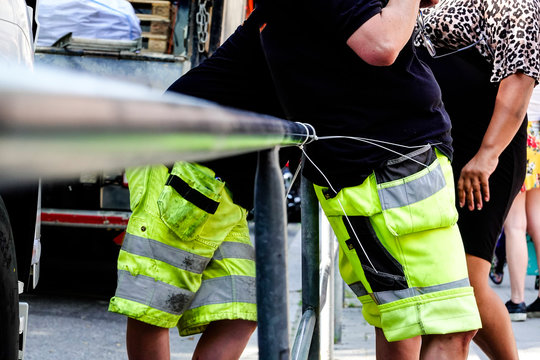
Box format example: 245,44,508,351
254,1,480,357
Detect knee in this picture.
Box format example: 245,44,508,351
453,329,478,349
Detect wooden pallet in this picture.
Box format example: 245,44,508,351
129,0,172,53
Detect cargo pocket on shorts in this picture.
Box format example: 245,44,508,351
374,145,458,237
157,163,225,241
344,216,408,292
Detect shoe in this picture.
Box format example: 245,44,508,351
489,270,504,285
505,300,527,321
526,297,540,318
489,257,504,285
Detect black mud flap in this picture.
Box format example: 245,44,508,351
0,196,19,360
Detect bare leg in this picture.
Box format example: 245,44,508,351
420,330,477,360
192,320,257,360
466,254,519,359
126,317,171,360
375,327,421,360
504,192,528,304
526,188,540,299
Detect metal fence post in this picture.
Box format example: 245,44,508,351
334,252,343,344
300,176,320,360
254,147,290,360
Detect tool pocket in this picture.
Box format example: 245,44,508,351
374,146,458,237
157,162,225,241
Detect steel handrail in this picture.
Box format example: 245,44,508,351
0,64,326,360
0,65,314,182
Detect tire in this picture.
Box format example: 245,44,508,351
0,196,19,360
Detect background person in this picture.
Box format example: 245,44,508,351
417,0,540,358
504,86,540,321
108,9,286,359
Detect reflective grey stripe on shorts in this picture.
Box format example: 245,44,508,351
349,281,368,297
212,241,255,261
122,233,209,274
378,163,446,210
115,269,195,315
188,275,256,310
371,278,470,305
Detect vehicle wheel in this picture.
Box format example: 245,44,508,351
0,196,19,360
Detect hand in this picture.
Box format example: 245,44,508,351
420,0,439,8
457,151,499,211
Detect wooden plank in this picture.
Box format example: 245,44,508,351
135,14,170,22
147,38,168,53
129,0,170,5
141,32,167,40
130,0,170,17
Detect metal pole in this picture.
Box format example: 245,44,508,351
254,147,289,360
333,248,343,344
300,175,320,360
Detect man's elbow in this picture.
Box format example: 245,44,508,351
357,45,400,66
347,37,400,66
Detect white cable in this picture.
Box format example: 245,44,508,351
300,148,378,273
296,131,442,274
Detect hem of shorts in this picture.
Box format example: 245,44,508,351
383,313,481,342
108,298,179,328
379,289,481,341
179,310,258,336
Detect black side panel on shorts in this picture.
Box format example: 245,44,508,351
344,216,408,292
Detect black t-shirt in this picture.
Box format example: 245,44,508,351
260,0,453,189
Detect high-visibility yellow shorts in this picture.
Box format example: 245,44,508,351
108,162,256,336
314,146,481,341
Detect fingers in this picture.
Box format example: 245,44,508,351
473,179,483,210
481,178,490,202
458,174,489,211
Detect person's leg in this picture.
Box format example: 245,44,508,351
526,188,540,303
420,330,477,360
374,327,420,360
192,320,257,360
126,318,170,360
504,192,528,306
375,327,477,360
466,254,519,359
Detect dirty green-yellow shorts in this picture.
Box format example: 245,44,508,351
108,162,256,336
314,146,481,341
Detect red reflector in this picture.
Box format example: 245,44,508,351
41,210,130,228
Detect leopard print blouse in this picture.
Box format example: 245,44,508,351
418,0,540,83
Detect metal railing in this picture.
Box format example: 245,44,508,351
0,64,339,360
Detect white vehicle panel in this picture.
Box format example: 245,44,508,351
0,0,34,68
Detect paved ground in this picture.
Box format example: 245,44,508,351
21,223,540,359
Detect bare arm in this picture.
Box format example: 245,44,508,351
346,0,437,66
458,73,536,210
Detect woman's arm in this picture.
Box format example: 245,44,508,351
458,73,536,211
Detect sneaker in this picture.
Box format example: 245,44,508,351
489,254,504,285
505,300,527,321
526,297,540,318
